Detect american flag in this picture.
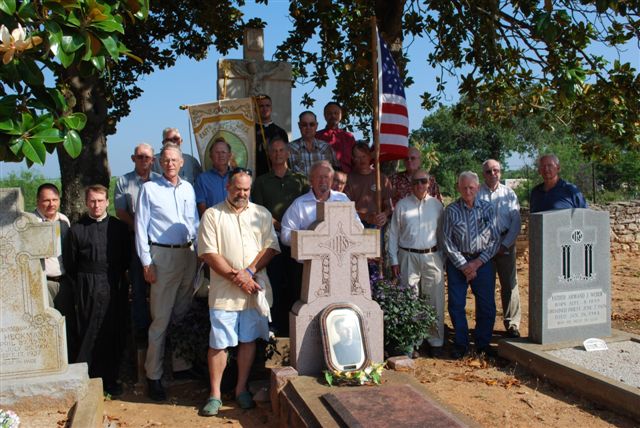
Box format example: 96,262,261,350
376,26,409,161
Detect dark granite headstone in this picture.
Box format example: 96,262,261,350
323,384,467,428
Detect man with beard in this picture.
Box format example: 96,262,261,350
197,168,280,416
64,185,130,396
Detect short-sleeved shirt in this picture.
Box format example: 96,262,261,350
529,178,588,213
344,170,393,221
477,183,521,248
114,170,161,217
389,172,443,206
197,201,280,310
288,138,338,177
316,128,356,173
252,169,309,222
34,209,70,276
194,168,230,209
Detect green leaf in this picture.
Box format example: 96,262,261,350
21,137,47,164
20,112,35,131
0,0,16,15
97,34,120,60
17,58,45,86
9,138,24,156
91,18,125,34
17,1,36,19
61,33,86,53
91,55,106,71
0,119,15,131
45,21,74,67
61,112,87,130
33,128,63,143
63,129,82,158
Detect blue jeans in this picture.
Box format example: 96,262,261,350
446,260,496,350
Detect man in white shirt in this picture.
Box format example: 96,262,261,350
477,159,522,338
388,170,445,357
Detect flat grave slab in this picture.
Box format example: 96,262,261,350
498,329,640,422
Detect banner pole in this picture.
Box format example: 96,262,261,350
371,16,381,216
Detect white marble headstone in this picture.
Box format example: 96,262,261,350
290,202,384,375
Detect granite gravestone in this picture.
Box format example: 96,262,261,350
529,208,611,344
217,28,292,137
290,202,384,375
0,188,88,409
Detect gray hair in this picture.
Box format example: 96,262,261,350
458,171,479,184
162,127,179,140
134,142,154,156
537,153,560,167
411,169,430,180
482,159,501,170
160,142,183,159
309,160,334,178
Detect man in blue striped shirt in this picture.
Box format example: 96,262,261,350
442,171,500,359
135,143,200,401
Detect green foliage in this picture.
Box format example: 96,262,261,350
276,1,639,160
0,0,150,165
371,275,437,354
0,170,51,211
324,362,385,386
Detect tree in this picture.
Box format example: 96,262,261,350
276,1,639,159
0,0,256,220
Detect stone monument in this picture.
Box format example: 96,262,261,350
290,202,384,375
217,27,292,138
0,188,88,410
529,208,611,344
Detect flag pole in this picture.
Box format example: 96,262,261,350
371,16,382,216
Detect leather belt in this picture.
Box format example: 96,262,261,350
150,241,192,249
47,275,63,281
400,245,438,254
461,252,481,259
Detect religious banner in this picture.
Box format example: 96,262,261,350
187,98,256,172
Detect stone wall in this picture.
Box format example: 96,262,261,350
517,200,640,254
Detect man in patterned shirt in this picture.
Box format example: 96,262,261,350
288,111,338,177
389,147,442,206
442,171,500,359
477,159,522,338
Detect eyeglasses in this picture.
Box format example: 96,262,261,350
163,136,182,143
135,155,152,160
412,178,429,185
230,167,253,179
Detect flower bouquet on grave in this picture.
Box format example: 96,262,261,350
324,362,386,386
0,409,20,428
370,273,437,357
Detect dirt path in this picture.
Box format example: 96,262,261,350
19,254,640,427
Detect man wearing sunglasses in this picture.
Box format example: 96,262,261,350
477,159,522,339
152,127,203,185
388,170,445,357
115,143,161,344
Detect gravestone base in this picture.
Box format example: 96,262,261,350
498,329,640,422
0,363,89,412
272,369,475,428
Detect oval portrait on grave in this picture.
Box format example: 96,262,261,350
203,131,248,171
320,303,369,372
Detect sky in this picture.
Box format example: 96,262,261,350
1,2,637,179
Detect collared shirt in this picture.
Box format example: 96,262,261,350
197,200,280,310
387,194,443,266
389,172,443,206
34,209,70,276
288,138,338,177
252,169,309,222
477,183,521,248
135,175,199,266
442,198,500,269
316,128,356,173
530,178,588,213
152,152,202,185
194,167,230,209
280,190,360,246
114,170,162,217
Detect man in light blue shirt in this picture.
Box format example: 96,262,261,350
115,143,161,342
135,143,199,401
477,159,522,338
152,127,202,185
194,137,232,216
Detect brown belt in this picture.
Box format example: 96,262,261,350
150,241,192,249
400,245,438,254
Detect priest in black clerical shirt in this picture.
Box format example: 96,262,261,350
255,94,288,176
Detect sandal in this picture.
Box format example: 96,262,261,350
200,397,222,416
235,390,255,409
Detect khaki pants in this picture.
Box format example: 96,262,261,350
493,248,521,329
398,250,445,347
144,245,197,380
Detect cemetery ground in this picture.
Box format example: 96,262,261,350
20,252,639,427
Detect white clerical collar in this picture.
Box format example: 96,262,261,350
88,212,108,222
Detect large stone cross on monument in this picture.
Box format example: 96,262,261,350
290,202,384,375
217,28,292,138
0,188,67,378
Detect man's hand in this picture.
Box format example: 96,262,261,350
143,264,157,284
238,278,262,295
371,212,388,227
391,264,400,278
273,219,281,231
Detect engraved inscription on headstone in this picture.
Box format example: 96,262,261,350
529,209,611,344
0,188,67,379
289,202,384,375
